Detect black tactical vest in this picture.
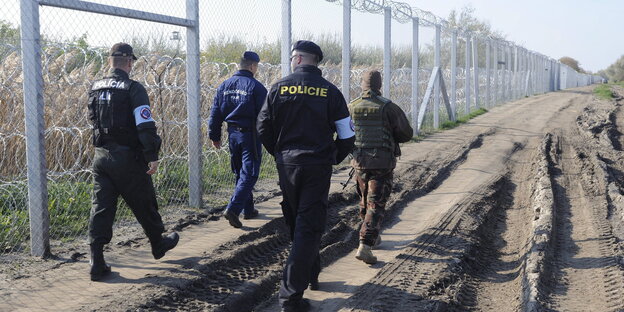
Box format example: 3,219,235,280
349,94,395,158
88,77,139,147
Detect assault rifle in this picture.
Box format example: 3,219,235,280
341,168,355,189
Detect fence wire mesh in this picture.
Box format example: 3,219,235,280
1,0,602,270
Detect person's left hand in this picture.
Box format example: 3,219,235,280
147,160,159,175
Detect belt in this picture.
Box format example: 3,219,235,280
99,142,133,150
228,125,252,132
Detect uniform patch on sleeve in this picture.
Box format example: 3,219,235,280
134,105,155,125
140,107,151,119
335,116,355,139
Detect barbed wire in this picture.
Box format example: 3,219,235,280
326,0,525,44
1,42,436,253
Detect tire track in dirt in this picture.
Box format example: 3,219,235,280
123,133,488,312
540,88,624,312
543,135,622,311
448,138,547,312
332,88,605,312
344,174,507,312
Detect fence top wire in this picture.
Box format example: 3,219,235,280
325,0,545,56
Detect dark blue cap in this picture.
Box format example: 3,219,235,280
242,51,260,63
292,40,323,62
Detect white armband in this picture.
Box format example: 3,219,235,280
335,116,355,139
133,105,155,125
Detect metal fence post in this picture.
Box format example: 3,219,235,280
465,33,471,115
501,43,507,102
531,52,536,95
536,54,541,93
512,45,520,100
485,39,490,108
20,0,50,257
186,0,202,208
383,6,391,97
434,23,440,128
342,0,351,103
493,41,498,105
540,55,545,93
411,17,419,132
533,53,538,95
472,36,479,108
548,59,553,91
281,0,292,77
507,45,512,100
451,30,457,118
556,61,561,90
544,57,549,92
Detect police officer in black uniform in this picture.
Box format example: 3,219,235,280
257,40,355,312
87,43,179,281
209,51,267,228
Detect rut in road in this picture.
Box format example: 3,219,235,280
544,135,621,311
446,143,540,312
130,132,484,311
541,91,624,311
340,88,624,312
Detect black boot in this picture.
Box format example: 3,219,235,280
281,299,310,312
89,244,111,281
151,232,179,260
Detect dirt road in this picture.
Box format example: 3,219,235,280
2,85,623,311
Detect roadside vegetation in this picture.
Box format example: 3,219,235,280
440,107,488,130
599,54,624,83
594,84,614,100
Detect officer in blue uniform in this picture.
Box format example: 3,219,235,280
88,43,179,281
209,51,268,228
257,40,355,312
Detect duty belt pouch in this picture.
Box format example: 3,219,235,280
93,128,102,146
360,148,393,161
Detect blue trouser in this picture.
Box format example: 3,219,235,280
277,163,331,307
226,129,261,216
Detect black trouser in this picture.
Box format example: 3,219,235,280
277,163,331,306
89,144,164,246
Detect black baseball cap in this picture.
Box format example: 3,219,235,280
292,40,323,62
110,42,137,60
243,51,260,63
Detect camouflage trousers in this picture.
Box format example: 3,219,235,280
355,168,393,246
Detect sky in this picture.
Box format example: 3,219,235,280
403,0,623,73
2,0,621,73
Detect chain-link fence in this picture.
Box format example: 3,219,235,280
1,0,603,261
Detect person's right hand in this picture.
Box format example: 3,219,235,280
146,160,159,175
212,140,221,149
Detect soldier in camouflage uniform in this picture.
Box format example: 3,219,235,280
349,70,413,264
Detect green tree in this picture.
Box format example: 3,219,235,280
603,54,624,82
559,56,586,73
0,20,20,44
446,5,505,39
420,5,506,69
0,20,20,56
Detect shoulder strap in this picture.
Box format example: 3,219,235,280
374,94,392,105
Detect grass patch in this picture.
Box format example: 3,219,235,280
594,84,613,100
440,108,488,130
48,180,92,240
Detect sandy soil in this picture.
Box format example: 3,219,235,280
2,85,623,312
